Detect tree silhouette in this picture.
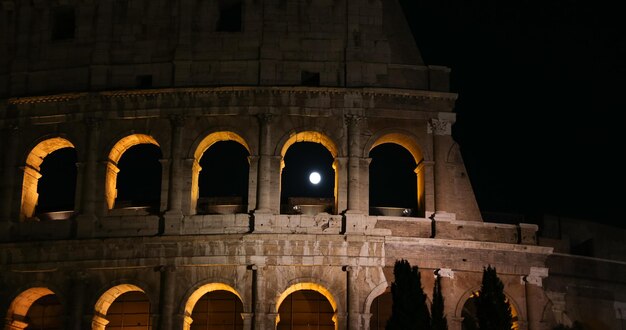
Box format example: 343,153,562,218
475,266,513,330
386,259,431,330
431,274,448,330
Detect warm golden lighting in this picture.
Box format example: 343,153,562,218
92,284,145,330
276,283,338,330
21,138,75,220
183,283,244,330
190,132,251,213
280,131,338,158
7,287,55,327
105,134,159,209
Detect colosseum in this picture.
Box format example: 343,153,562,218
0,0,624,329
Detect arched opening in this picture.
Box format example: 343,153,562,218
369,143,418,216
182,283,245,330
277,290,335,330
189,290,244,330
25,294,64,330
280,141,337,215
461,292,519,330
34,148,77,221
191,132,251,214
197,141,250,214
106,134,161,212
6,287,63,330
92,284,150,330
369,290,392,330
20,137,76,221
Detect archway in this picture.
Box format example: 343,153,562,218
20,137,75,220
369,290,392,330
191,132,251,214
182,283,245,330
92,284,150,330
276,283,338,330
460,291,519,330
368,133,425,217
105,134,161,211
279,132,338,215
6,287,63,330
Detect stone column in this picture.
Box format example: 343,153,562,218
0,122,19,223
253,266,268,330
335,157,348,213
428,117,455,220
256,114,273,213
90,0,112,89
77,118,100,237
345,115,362,213
164,116,186,235
247,156,259,212
523,267,549,330
174,0,193,85
158,266,177,330
69,272,89,330
344,266,360,330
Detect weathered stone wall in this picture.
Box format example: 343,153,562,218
0,0,442,98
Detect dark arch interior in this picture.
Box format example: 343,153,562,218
26,294,63,330
461,295,518,330
369,290,392,330
369,143,418,216
198,140,249,214
116,144,162,211
190,290,244,330
107,291,151,329
277,290,334,330
36,147,77,216
280,142,335,214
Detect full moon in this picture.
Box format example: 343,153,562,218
309,172,321,184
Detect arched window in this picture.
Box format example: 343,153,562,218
197,141,249,214
281,141,336,215
369,143,417,216
277,290,335,330
6,287,64,330
106,134,161,212
190,290,244,330
21,137,76,220
92,284,150,330
369,290,392,330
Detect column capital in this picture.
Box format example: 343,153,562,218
434,268,455,279
169,114,187,127
521,267,548,287
155,265,177,273
344,114,364,126
257,113,273,125
427,118,452,136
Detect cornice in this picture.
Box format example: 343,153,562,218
5,86,458,105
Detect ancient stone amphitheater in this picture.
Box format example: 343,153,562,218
0,0,623,329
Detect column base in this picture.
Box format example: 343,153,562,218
163,211,184,235
75,214,97,238
252,210,274,233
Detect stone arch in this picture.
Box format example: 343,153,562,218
363,281,389,315
275,282,339,330
189,131,252,213
365,131,426,216
20,137,75,220
276,131,339,214
5,287,58,330
91,283,148,330
181,282,245,330
454,287,522,330
105,134,160,209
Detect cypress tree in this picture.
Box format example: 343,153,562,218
475,266,513,330
431,274,448,330
386,259,431,330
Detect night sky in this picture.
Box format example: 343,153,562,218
401,0,626,227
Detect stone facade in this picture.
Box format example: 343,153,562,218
0,0,623,329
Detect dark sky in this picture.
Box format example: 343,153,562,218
401,0,626,227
